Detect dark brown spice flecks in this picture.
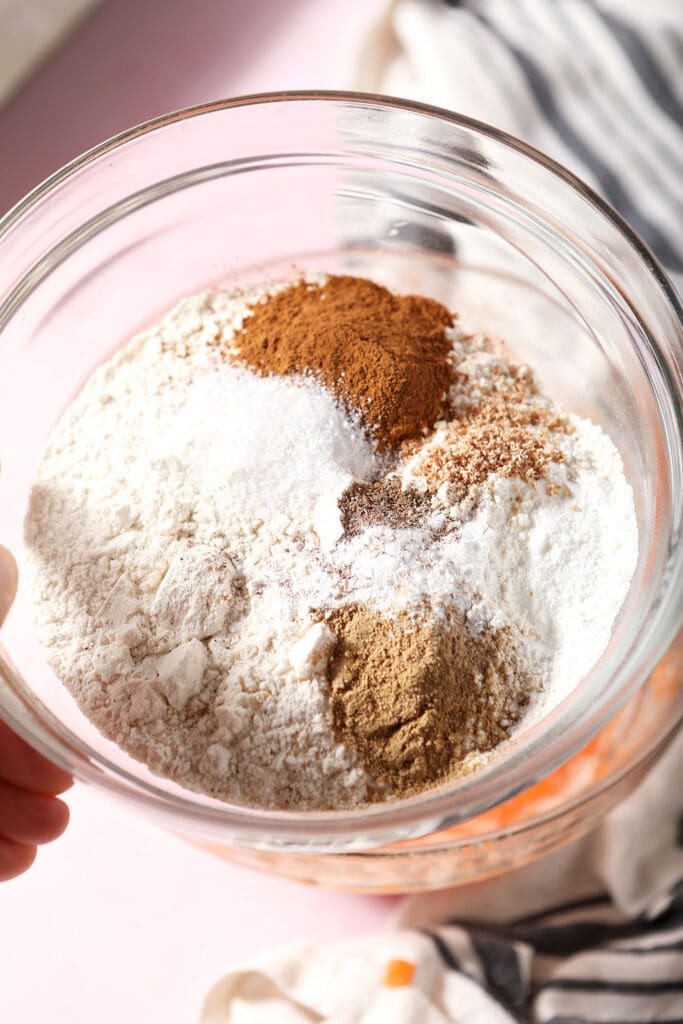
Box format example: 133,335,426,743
339,477,434,536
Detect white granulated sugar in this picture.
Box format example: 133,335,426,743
24,283,639,809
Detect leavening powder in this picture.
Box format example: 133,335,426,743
24,276,638,809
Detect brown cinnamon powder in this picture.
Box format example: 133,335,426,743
326,604,528,798
233,275,454,450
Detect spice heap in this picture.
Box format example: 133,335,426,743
24,275,638,809
232,275,453,450
326,605,528,796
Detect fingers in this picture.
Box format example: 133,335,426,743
0,550,72,795
0,778,69,846
0,729,71,883
0,835,36,882
0,546,18,625
0,720,73,795
0,549,72,881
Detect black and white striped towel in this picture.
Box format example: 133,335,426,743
200,3,683,1020
201,733,683,1022
358,0,683,290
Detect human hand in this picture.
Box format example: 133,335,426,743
0,545,72,881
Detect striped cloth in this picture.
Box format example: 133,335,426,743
200,3,683,1021
357,0,683,290
201,733,683,1022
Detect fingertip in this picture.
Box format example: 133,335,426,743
52,772,75,796
35,763,74,796
0,720,73,795
0,546,18,624
42,795,70,843
0,783,71,846
0,836,36,882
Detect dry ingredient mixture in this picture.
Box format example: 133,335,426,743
24,275,638,809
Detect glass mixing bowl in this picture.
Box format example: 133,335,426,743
0,93,681,892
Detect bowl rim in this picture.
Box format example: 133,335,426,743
1,90,682,850
1,89,680,316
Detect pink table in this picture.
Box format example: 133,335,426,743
0,0,383,214
0,4,396,1023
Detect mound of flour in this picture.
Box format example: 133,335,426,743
24,286,638,808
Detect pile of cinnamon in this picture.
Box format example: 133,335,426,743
234,275,453,451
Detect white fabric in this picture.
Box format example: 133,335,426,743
357,0,683,288
199,734,683,1022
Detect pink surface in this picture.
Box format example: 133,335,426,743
2,788,397,1023
0,0,383,215
0,3,396,1023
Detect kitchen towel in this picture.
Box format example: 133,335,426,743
200,734,683,1023
357,0,683,290
200,2,683,1020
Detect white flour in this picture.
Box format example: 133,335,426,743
24,285,638,809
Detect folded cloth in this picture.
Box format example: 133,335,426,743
200,735,683,1023
357,0,683,290
200,3,683,1020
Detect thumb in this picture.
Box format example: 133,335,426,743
0,546,18,626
